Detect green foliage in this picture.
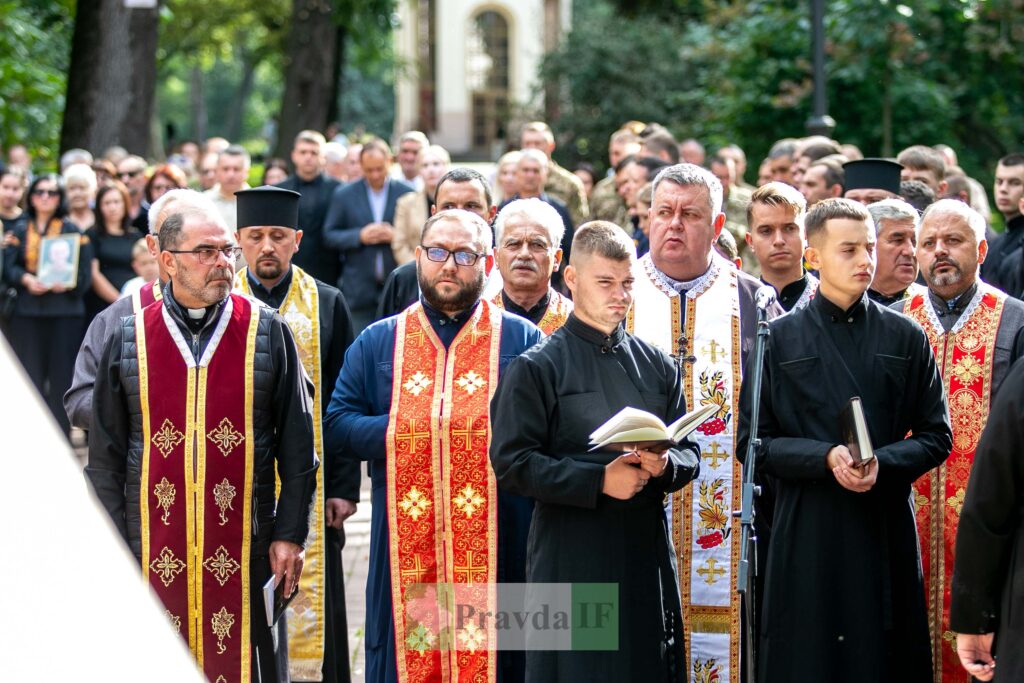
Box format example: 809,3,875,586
0,0,74,169
543,0,1024,189
337,62,396,141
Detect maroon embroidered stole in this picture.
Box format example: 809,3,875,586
137,293,257,683
132,279,163,313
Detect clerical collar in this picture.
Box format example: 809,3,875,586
866,286,908,307
163,282,225,334
813,291,869,324
419,297,480,351
246,266,293,309
565,312,626,351
929,281,977,316
500,289,551,326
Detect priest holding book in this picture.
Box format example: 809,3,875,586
738,198,952,682
490,221,701,681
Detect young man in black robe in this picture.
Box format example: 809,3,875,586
490,220,700,682
738,198,952,683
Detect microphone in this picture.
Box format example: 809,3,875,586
755,286,777,312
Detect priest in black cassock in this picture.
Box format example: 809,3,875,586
738,198,952,683
490,220,700,682
233,185,358,683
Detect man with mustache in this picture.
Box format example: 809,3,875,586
865,198,927,305
233,185,358,683
745,182,818,312
738,198,952,682
890,199,1024,682
87,202,318,682
490,198,572,334
325,209,544,683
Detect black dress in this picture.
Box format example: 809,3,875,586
490,314,700,682
85,226,142,319
738,293,953,683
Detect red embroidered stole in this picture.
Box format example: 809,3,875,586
132,279,163,313
907,286,1004,682
137,294,257,683
490,288,572,335
386,301,501,683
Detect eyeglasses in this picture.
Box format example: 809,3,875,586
421,246,486,267
32,189,60,198
167,246,243,264
119,170,143,179
150,183,174,193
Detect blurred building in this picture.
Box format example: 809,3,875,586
393,0,571,158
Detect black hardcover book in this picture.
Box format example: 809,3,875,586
840,396,876,468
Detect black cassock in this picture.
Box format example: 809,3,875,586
738,293,952,683
490,314,700,682
950,358,1024,681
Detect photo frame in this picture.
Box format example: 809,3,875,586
37,234,80,289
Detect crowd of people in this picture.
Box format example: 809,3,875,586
3,120,1024,683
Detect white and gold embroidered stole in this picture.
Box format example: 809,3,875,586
235,266,327,680
628,253,743,682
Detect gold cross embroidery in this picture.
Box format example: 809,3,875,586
400,554,428,583
406,327,425,348
451,419,488,451
149,547,186,587
396,420,431,452
701,340,726,364
152,419,185,458
697,557,726,585
208,417,244,457
702,442,728,469
203,545,241,587
454,551,487,584
453,484,485,518
399,487,432,521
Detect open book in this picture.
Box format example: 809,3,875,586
588,403,719,451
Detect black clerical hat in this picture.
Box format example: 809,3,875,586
843,158,902,195
235,185,301,230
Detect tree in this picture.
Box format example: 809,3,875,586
60,0,161,157
0,1,74,168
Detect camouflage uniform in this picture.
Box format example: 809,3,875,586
723,184,760,276
590,175,630,232
544,161,590,227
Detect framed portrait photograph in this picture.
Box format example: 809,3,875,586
37,234,80,289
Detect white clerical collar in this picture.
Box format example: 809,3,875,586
643,253,723,299
187,308,206,320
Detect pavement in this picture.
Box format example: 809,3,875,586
342,476,372,682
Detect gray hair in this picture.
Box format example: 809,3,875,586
148,189,222,236
219,145,251,167
866,198,920,237
159,204,229,251
62,163,97,191
920,198,987,244
323,142,347,164
651,163,724,217
421,209,493,251
494,198,565,250
60,148,94,173
518,148,549,170
398,130,430,148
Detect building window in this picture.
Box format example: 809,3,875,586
467,10,510,154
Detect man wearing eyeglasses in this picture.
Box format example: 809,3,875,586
117,155,149,232
87,202,318,683
324,209,544,683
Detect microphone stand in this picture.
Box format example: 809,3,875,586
736,301,769,683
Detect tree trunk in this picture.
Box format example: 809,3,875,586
274,0,338,158
229,52,258,143
60,0,160,157
190,64,207,143
326,25,348,127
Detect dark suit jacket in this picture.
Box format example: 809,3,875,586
276,173,341,285
323,178,414,311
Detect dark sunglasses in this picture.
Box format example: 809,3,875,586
32,189,60,198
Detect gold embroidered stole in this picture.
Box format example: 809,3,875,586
132,279,163,313
137,293,257,683
234,266,327,680
386,301,501,683
907,285,1004,682
628,254,742,682
490,288,573,335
